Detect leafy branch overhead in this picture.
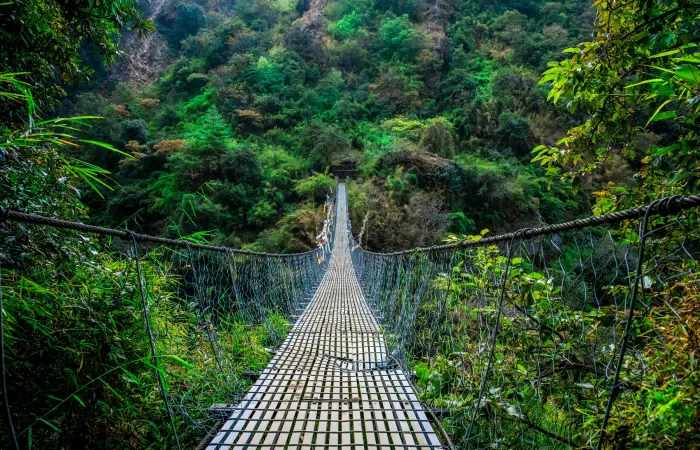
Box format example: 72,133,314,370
534,1,700,212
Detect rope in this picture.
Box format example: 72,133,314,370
357,193,700,255
349,191,700,448
595,197,667,449
4,194,697,258
0,208,318,257
464,238,516,442
186,242,225,375
129,232,183,450
0,255,20,450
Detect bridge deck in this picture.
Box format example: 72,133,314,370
207,183,442,449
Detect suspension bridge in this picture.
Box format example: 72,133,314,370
1,187,699,449
207,183,443,449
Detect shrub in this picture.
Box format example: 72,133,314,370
218,148,263,185
495,110,530,156
153,140,187,156
420,118,455,158
294,173,335,200
137,98,161,109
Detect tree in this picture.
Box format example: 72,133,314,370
378,15,426,61
0,0,152,120
382,116,426,142
218,148,263,185
184,106,233,156
373,64,424,114
386,166,417,198
534,0,700,211
420,118,455,158
294,173,336,200
304,124,350,167
156,2,207,48
440,68,478,108
328,40,370,73
247,199,277,226
375,0,422,20
496,110,530,156
329,11,363,39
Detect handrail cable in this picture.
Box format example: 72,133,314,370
0,208,317,256
356,193,700,255
2,194,699,257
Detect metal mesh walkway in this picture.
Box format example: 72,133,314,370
207,183,442,449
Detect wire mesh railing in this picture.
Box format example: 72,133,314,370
0,196,335,449
349,195,700,449
1,190,699,449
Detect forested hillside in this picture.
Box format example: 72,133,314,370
2,0,699,449
61,0,594,251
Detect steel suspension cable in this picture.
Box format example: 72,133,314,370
130,232,183,450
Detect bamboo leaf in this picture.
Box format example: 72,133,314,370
79,140,132,157
99,378,123,400
649,49,681,59
72,394,86,407
38,418,60,432
646,99,673,127
675,65,700,85
164,354,195,369
625,78,664,88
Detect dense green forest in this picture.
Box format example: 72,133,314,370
52,0,597,251
1,0,699,448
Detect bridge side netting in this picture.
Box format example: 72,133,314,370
139,243,326,442
0,200,334,448
350,205,699,449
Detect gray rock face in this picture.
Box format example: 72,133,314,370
111,0,173,85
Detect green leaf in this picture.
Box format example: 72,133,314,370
646,99,673,127
670,57,700,64
572,176,582,195
414,363,430,382
35,115,101,126
675,65,700,85
79,139,132,158
72,394,86,407
429,371,442,390
653,144,679,156
164,354,194,369
647,65,677,76
38,418,61,432
649,49,681,59
99,378,123,400
651,111,677,122
625,78,664,89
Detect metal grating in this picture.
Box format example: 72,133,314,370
207,183,443,449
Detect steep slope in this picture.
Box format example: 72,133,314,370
112,0,172,84
70,0,594,253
